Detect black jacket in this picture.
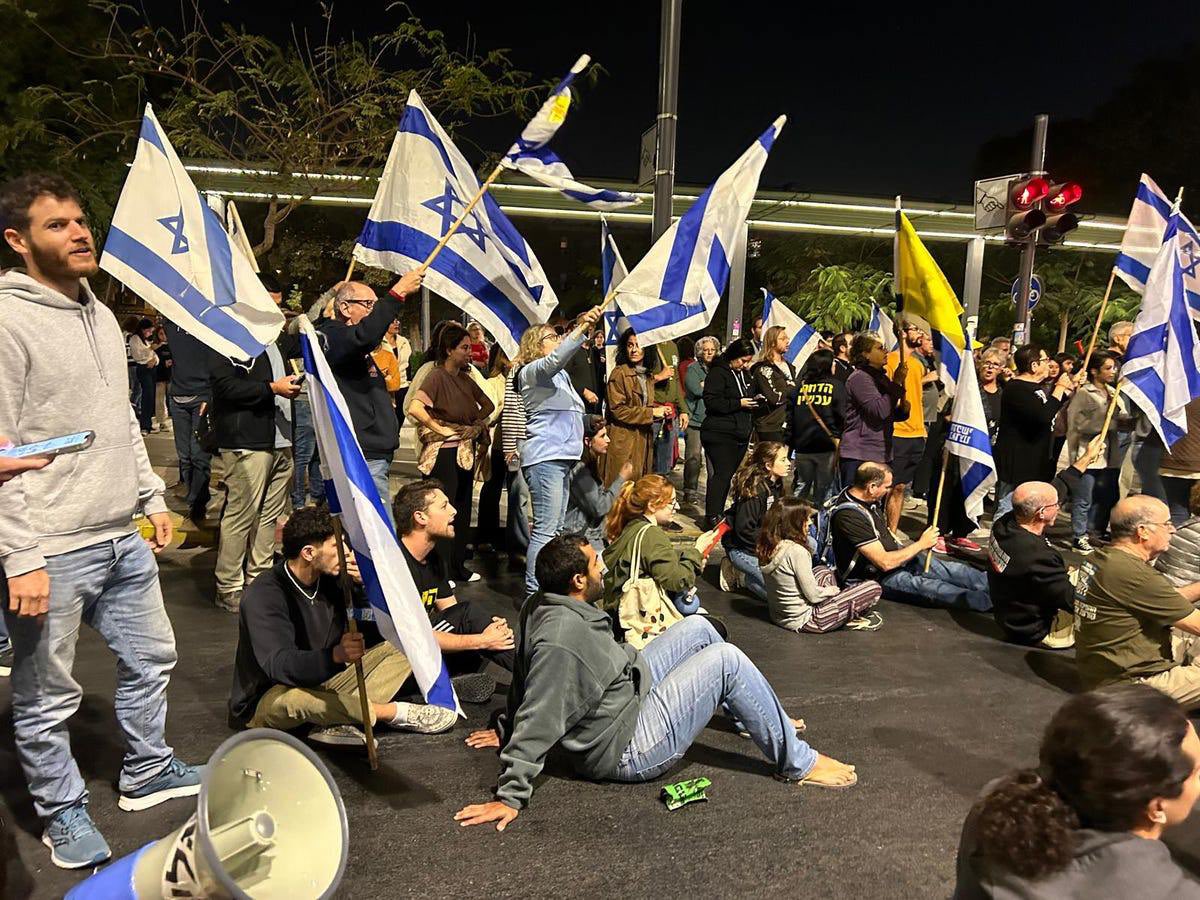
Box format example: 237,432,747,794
316,293,402,460
986,466,1082,644
791,376,846,453
751,359,797,436
209,334,299,452
723,484,779,553
700,359,753,442
163,320,211,401
994,379,1064,485
566,343,601,412
228,559,373,728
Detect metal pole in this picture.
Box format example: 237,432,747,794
420,284,431,348
652,0,682,242
726,223,748,345
1014,113,1048,347
963,236,985,344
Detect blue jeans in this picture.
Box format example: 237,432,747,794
366,455,395,529
291,397,326,508
653,418,678,475
1135,435,1167,502
3,532,178,820
728,547,768,601
507,469,531,555
1072,468,1119,539
610,617,816,782
994,480,1015,519
168,395,211,510
877,555,991,612
523,459,573,596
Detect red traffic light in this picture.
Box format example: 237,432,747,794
1046,182,1083,211
1011,177,1049,210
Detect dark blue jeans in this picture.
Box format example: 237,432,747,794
877,556,991,612
291,397,325,507
134,365,156,432
168,395,211,510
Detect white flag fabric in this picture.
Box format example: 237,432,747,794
501,55,640,210
224,200,260,273
299,316,460,715
761,289,820,371
945,349,996,524
868,302,899,352
600,216,631,372
100,105,284,360
1114,174,1200,320
614,117,785,346
1121,217,1200,447
353,91,557,357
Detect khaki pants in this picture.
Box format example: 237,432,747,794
215,448,294,594
249,642,413,729
1137,630,1200,709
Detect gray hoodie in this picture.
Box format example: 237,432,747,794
759,539,840,632
0,271,166,576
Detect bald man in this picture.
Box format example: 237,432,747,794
987,436,1103,647
1074,495,1200,707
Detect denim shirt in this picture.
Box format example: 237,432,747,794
517,330,588,467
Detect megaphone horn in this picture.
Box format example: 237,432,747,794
66,729,348,899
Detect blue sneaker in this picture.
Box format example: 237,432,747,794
42,802,111,869
118,758,203,812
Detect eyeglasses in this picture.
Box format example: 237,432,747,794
540,332,562,345
1140,520,1176,532
1034,500,1061,515
349,298,377,311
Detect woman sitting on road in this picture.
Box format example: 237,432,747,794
564,416,634,553
757,497,883,633
719,441,789,599
955,685,1200,899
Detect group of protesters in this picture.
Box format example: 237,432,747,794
5,171,1200,897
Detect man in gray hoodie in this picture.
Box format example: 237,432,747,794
0,174,201,870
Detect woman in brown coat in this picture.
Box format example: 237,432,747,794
603,329,666,487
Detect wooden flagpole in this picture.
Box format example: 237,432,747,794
1079,268,1117,377
331,517,379,771
924,446,950,573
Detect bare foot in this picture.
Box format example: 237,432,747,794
799,753,857,789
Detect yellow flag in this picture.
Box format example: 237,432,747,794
895,211,964,351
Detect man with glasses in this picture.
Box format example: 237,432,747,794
1075,495,1200,707
318,276,422,512
987,436,1104,648
993,344,1076,518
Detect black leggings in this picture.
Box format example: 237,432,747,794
431,599,515,674
701,432,748,524
429,446,475,580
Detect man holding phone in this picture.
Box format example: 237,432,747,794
0,174,199,869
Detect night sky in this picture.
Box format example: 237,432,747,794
145,2,1192,203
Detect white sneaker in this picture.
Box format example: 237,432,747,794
465,572,482,583
1073,536,1095,555
308,725,377,750
389,702,456,734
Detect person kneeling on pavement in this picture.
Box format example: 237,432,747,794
453,534,857,831
1075,496,1200,708
829,461,991,612
987,436,1104,648
228,506,456,748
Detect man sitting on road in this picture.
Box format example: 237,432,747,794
1075,495,1200,707
453,533,856,831
393,478,515,702
829,462,990,612
987,436,1104,648
228,506,456,748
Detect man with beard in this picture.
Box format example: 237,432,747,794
0,174,199,869
454,533,857,832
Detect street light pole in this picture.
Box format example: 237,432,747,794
1014,113,1048,346
652,0,682,242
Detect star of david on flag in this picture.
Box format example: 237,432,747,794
100,105,284,360
1114,174,1200,321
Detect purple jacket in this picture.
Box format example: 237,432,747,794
840,364,907,463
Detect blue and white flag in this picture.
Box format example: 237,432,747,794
945,348,996,524
761,289,821,371
100,105,284,360
1121,217,1200,447
600,216,632,372
502,55,640,211
353,91,557,357
615,116,786,346
299,316,460,715
1114,174,1200,321
868,302,899,352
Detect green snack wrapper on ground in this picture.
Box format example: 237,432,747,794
660,777,712,811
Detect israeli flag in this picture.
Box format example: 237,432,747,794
1114,174,1200,320
868,302,899,352
353,91,557,357
945,349,996,524
1121,217,1200,447
299,317,460,715
502,55,640,211
761,289,820,370
601,216,631,372
615,116,786,346
100,105,284,360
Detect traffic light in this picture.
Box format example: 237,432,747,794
1040,181,1083,244
1005,175,1048,241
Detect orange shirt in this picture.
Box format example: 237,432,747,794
886,350,927,439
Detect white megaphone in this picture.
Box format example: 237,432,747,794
66,729,348,899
